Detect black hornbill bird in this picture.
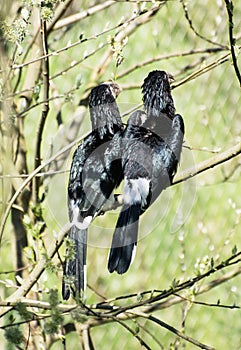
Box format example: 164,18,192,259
62,82,123,300
108,70,185,275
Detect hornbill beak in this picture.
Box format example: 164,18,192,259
103,81,122,98
167,73,175,84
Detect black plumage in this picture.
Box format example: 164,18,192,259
108,70,184,274
63,82,123,300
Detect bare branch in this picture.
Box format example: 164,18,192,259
89,4,162,82
9,7,159,73
81,326,96,350
146,266,241,312
108,316,152,350
224,0,241,86
180,0,227,49
0,132,88,244
0,253,240,350
15,87,79,119
33,19,50,203
0,222,70,317
118,47,225,79
120,50,234,91
47,0,75,33
174,141,241,184
99,252,241,316
132,311,215,350
173,293,240,310
52,1,116,31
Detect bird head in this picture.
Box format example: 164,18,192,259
141,70,175,118
103,81,122,99
89,82,123,138
89,82,121,107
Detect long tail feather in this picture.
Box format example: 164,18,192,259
62,226,87,300
108,203,141,274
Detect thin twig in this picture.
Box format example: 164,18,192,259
146,266,241,313
174,141,241,184
15,87,79,119
224,0,241,86
89,4,162,82
47,0,74,33
109,316,152,350
0,223,70,318
135,312,215,350
81,326,96,350
103,252,241,316
118,47,225,79
52,1,116,31
0,260,240,336
173,293,240,310
33,19,50,203
121,50,233,91
9,7,159,72
183,145,221,154
135,320,164,349
180,0,227,49
166,52,231,89
93,264,241,312
0,132,88,244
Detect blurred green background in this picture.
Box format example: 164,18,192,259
1,0,241,349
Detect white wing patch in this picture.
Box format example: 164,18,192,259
130,244,137,266
139,113,147,125
124,177,150,206
70,200,92,229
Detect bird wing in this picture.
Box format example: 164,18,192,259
64,129,123,299
63,82,123,299
147,114,185,206
108,125,152,274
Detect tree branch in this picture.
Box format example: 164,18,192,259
33,19,50,203
146,265,241,313
52,1,116,31
0,223,70,318
224,0,241,86
180,0,227,49
0,132,88,244
132,311,215,350
10,8,158,73
1,138,240,243
118,47,225,79
81,326,96,350
1,254,240,349
47,0,75,33
174,141,241,184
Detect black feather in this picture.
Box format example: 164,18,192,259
108,70,184,274
63,82,123,299
108,203,140,274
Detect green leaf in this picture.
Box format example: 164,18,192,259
4,326,24,346
232,245,237,255
15,302,33,321
136,293,143,302
171,278,180,289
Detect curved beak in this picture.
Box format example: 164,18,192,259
167,73,175,84
103,81,122,98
